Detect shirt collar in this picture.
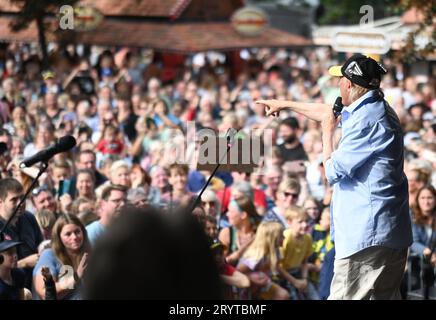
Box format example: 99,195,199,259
342,90,377,115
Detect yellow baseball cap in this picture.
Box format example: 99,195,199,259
42,70,55,80
328,65,343,77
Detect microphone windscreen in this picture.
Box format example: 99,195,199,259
57,136,77,152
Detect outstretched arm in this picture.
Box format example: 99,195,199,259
255,99,331,122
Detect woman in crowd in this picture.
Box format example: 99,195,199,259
219,196,259,266
33,214,90,300
237,221,289,300
303,196,321,233
411,186,436,264
23,122,55,158
75,169,96,201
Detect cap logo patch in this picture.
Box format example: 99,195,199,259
345,61,363,77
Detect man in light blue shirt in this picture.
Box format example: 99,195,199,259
256,54,412,299
86,184,127,246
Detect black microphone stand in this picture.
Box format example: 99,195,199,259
168,184,173,213
0,162,49,242
190,129,237,214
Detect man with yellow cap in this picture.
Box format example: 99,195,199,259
255,54,412,300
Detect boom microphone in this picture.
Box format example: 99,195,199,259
20,135,76,168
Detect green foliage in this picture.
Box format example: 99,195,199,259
9,0,79,69
318,0,398,25
394,0,436,61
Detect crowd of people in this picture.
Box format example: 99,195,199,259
0,42,435,300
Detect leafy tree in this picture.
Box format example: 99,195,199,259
10,0,78,69
391,0,436,61
317,0,394,25
316,0,435,60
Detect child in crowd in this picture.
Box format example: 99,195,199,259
237,222,289,300
96,124,124,156
307,207,334,287
211,239,250,299
50,160,74,198
165,163,193,208
205,215,219,240
278,206,320,300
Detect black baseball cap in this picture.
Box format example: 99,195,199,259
329,54,387,89
0,240,22,253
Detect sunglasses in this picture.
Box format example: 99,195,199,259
201,201,216,207
283,192,299,198
32,185,51,197
305,207,319,211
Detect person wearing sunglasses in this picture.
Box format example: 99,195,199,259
263,178,301,228
256,54,412,300
31,185,57,215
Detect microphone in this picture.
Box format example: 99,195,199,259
20,135,76,168
0,142,7,155
333,97,343,118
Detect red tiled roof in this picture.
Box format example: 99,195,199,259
0,17,311,52
80,0,191,18
0,0,191,18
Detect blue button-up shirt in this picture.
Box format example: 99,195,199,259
325,90,412,259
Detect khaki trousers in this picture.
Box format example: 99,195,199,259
328,246,407,300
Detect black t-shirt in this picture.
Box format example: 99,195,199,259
121,113,139,143
277,142,308,162
0,212,43,289
0,268,25,300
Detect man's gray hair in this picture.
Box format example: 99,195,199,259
349,83,370,103
233,180,253,199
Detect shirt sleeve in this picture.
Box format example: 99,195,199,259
33,249,60,279
222,264,236,276
238,257,259,271
410,223,427,255
325,120,392,185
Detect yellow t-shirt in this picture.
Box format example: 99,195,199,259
280,230,313,271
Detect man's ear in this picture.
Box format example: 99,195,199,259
346,79,353,91
97,198,104,207
95,199,104,216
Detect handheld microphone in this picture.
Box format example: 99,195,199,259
0,142,7,155
333,97,343,118
20,135,76,168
